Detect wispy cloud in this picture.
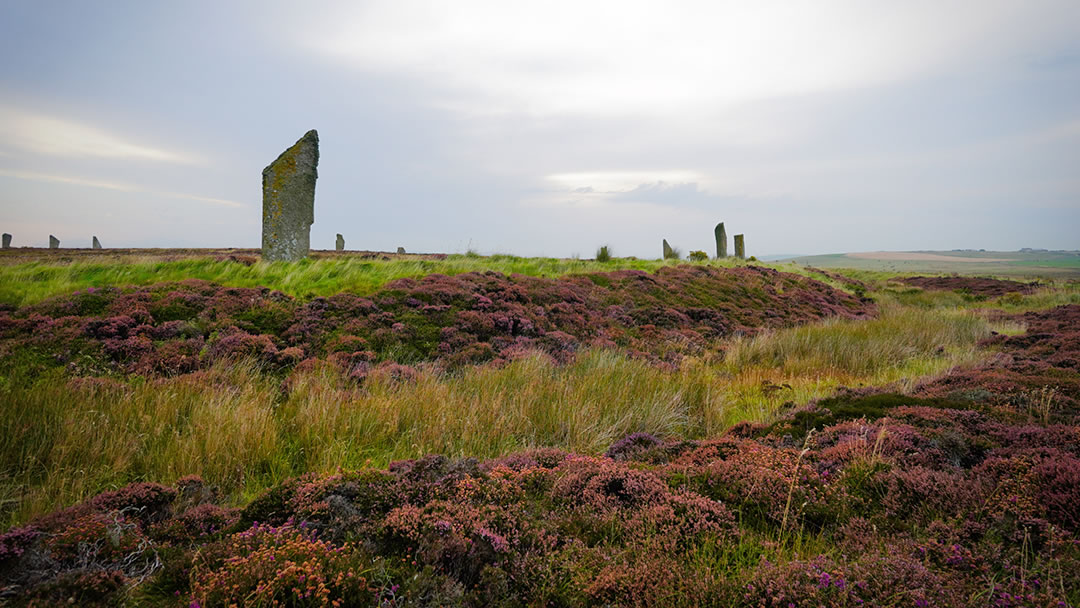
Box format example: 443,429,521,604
0,169,247,208
0,106,198,163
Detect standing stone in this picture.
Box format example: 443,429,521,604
49,235,59,249
734,234,745,259
335,234,344,251
396,247,406,254
92,236,102,249
2,233,10,249
714,222,727,258
662,239,674,259
262,130,319,262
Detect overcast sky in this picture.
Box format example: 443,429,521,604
1,1,1078,257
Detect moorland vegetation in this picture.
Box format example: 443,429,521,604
0,254,1078,606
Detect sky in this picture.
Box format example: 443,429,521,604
0,1,1078,258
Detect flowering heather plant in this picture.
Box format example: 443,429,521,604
604,431,663,461
189,523,370,608
151,504,239,545
0,526,38,563
89,482,177,526
917,305,1080,418
1,265,875,381
43,512,149,564
380,500,523,583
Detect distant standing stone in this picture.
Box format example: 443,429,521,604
714,222,727,258
336,234,344,251
2,233,10,249
397,247,406,254
662,239,674,259
262,130,319,262
92,236,102,249
734,234,745,259
49,235,59,249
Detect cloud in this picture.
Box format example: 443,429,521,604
300,0,1078,117
612,181,721,206
0,169,247,208
0,106,199,163
547,170,703,192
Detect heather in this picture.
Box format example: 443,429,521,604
2,260,1079,605
0,265,872,378
916,304,1080,415
4,269,999,526
899,276,1041,298
0,253,754,309
2,303,1078,605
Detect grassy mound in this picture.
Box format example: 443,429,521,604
899,276,1041,298
0,265,872,380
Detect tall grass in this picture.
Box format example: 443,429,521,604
0,299,1001,526
723,299,990,377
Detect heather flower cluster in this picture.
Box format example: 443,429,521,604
0,266,873,380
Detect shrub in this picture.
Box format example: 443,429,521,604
596,245,612,263
189,523,370,607
687,250,708,261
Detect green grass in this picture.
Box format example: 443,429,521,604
0,254,753,308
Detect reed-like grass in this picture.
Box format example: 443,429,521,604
0,298,1000,526
722,298,990,377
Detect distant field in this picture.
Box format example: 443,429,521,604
785,249,1080,278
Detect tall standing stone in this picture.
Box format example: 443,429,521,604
92,236,102,249
662,239,674,259
49,235,59,249
2,233,10,249
335,234,344,251
262,130,319,262
734,234,745,259
714,222,727,258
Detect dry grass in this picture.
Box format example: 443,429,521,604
0,299,1001,525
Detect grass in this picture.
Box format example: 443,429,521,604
0,254,753,308
3,252,1078,606
0,294,1003,526
0,254,1073,526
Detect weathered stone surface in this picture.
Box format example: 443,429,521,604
662,239,674,259
734,234,745,259
396,246,406,254
262,130,319,262
2,233,10,249
714,222,727,258
335,234,344,251
92,236,102,249
49,235,59,249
